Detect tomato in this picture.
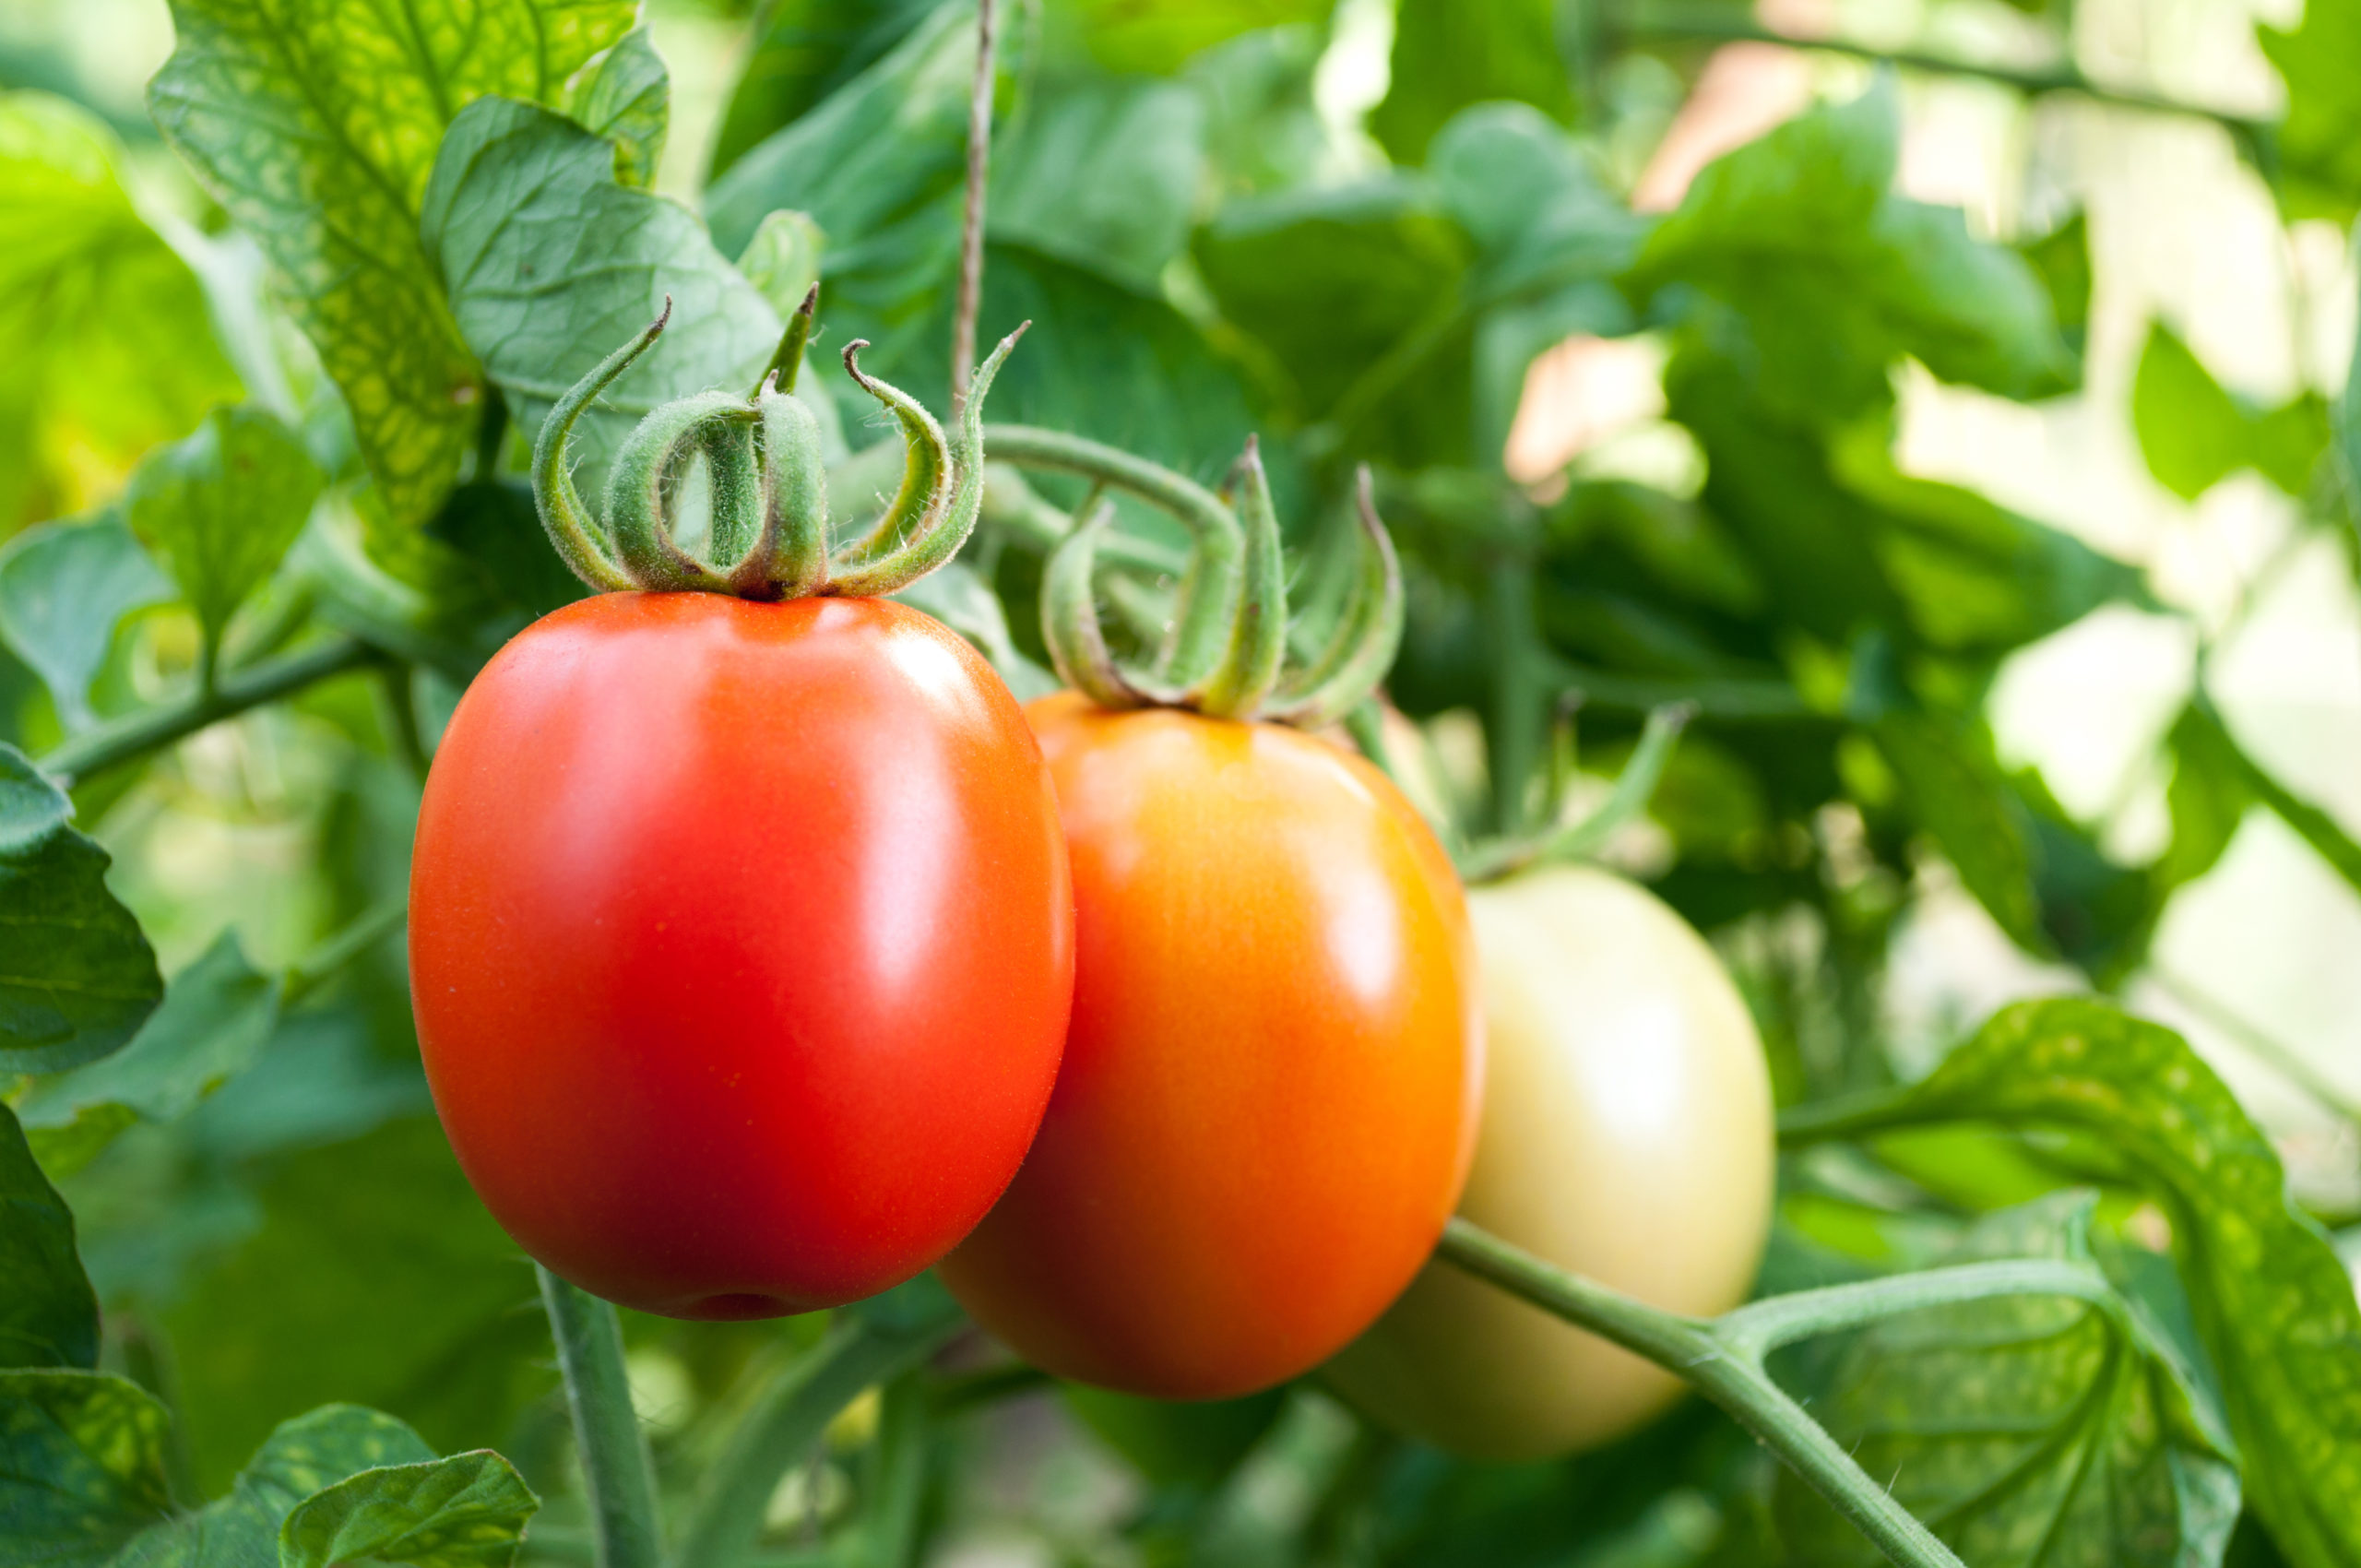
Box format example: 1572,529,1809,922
937,693,1482,1399
1323,864,1774,1459
409,592,1073,1319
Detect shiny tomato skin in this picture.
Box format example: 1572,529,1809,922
1323,865,1774,1459
937,693,1483,1399
409,592,1073,1320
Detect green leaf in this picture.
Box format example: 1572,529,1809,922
990,75,1207,294
706,0,937,182
0,742,161,1076
706,4,979,262
2132,322,2251,500
564,27,667,189
123,408,325,658
115,1406,437,1568
0,1369,172,1566
2173,695,2361,900
1870,712,2044,950
1631,81,2071,422
278,1449,538,1568
423,97,782,502
0,91,243,532
1371,0,1576,164
2259,3,2361,221
1064,0,1331,76
160,1118,550,1495
0,517,172,731
1851,999,2361,1568
0,1103,98,1372
736,209,825,321
148,0,637,533
1774,1191,2240,1567
2017,209,2091,363
17,933,284,1181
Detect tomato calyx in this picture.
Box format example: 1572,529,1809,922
532,290,1026,601
1001,430,1404,727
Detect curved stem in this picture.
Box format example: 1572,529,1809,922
832,341,949,576
674,1312,962,1568
539,1269,662,1568
1434,1219,1964,1568
1264,469,1406,729
1715,1259,2117,1360
534,305,666,594
1190,436,1287,719
1464,700,1693,883
981,425,1243,684
949,0,1000,420
281,895,409,1004
1039,501,1161,709
40,636,385,789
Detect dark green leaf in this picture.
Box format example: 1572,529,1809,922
423,479,587,624
0,1103,97,1372
1870,712,2043,949
706,3,978,262
0,517,171,731
706,0,937,182
278,1449,538,1568
991,75,1206,294
0,1369,172,1565
123,408,324,656
423,97,781,502
1370,0,1575,164
0,92,243,532
148,0,636,531
1062,1384,1284,1489
2132,322,2250,501
564,27,668,189
0,742,160,1075
1858,999,2361,1568
160,1118,548,1494
1775,1191,2239,1566
115,1405,437,1568
17,933,284,1181
2259,4,2361,221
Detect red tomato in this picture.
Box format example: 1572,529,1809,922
409,593,1073,1319
938,694,1482,1398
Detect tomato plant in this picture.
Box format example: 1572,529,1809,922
6,2,2361,1567
1323,863,1774,1459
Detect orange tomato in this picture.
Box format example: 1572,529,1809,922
938,693,1482,1398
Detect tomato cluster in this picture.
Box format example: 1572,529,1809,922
410,318,1772,1448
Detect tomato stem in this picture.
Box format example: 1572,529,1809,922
1435,1218,1968,1568
673,1309,961,1568
1461,701,1695,882
539,1268,664,1568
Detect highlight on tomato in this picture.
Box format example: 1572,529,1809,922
409,296,1074,1320
1323,862,1776,1460
937,439,1484,1399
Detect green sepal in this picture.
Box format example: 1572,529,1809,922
531,305,659,594
1188,435,1287,719
729,376,831,600
829,340,951,588
1264,468,1406,730
1040,500,1165,711
604,389,757,593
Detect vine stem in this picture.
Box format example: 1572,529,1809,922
1615,2,2272,149
539,1268,664,1568
38,636,385,789
1430,1219,2127,1568
673,1312,962,1568
949,0,1000,418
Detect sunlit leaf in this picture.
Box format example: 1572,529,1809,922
123,407,324,659
564,27,667,189
0,743,160,1076
0,92,242,531
2259,2,2361,222
148,0,637,532
1775,1191,2239,1567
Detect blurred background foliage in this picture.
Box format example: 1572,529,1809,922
5,0,2361,1562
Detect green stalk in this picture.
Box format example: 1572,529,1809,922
539,1269,663,1568
673,1313,962,1568
1434,1218,2039,1568
40,636,385,789
1463,701,1693,882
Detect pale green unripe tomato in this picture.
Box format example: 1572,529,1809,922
1323,864,1774,1461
